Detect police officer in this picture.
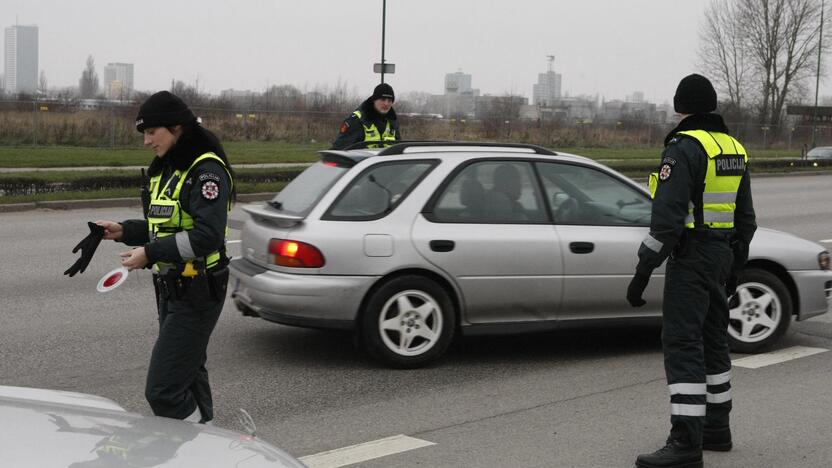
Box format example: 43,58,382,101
331,82,401,149
628,74,756,468
97,91,234,424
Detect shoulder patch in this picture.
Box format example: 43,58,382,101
659,163,673,181
340,121,350,134
661,156,677,167
201,180,220,200
198,172,221,183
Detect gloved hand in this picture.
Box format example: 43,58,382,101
627,271,650,307
725,274,738,299
64,222,106,277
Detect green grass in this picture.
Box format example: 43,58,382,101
0,141,326,168
1,181,288,205
0,142,802,168
0,167,308,183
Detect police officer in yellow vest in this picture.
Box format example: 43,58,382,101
331,83,401,149
628,74,756,468
97,91,234,424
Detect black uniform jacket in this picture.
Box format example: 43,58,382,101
635,113,757,276
331,97,401,150
120,127,232,266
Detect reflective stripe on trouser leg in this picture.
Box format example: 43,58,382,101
662,249,712,447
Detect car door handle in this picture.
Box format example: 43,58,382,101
429,240,455,252
569,242,594,254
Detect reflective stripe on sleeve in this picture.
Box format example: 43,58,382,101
706,370,731,386
671,403,706,417
175,231,195,259
668,383,706,395
641,234,664,253
706,390,732,404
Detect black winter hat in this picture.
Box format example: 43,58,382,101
673,74,717,114
135,91,196,132
371,83,395,102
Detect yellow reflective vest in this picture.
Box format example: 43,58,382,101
649,130,748,230
353,110,397,148
146,153,232,270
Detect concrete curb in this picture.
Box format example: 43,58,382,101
0,193,275,213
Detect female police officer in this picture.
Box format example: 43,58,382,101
97,91,234,423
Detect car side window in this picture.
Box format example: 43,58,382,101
431,161,547,223
325,161,435,220
536,162,652,226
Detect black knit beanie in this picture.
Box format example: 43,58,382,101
673,74,717,114
371,83,395,102
135,91,197,132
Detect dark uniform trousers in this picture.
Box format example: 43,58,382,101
662,233,734,446
146,270,228,421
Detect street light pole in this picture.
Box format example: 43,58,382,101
811,0,824,148
380,0,387,84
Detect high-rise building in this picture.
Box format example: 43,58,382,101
4,24,39,95
444,71,472,95
103,62,134,100
533,55,562,107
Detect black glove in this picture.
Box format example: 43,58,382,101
627,271,650,307
726,274,738,299
64,222,105,277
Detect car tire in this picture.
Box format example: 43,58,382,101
360,275,456,368
727,268,792,353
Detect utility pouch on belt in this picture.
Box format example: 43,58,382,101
207,267,229,302
672,230,691,259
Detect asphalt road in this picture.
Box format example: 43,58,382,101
1,174,831,468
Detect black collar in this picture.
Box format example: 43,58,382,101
664,113,731,146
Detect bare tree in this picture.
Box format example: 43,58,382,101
698,1,754,114
39,70,47,96
79,55,99,99
738,0,828,125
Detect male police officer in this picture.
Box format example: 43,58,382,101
628,74,756,468
331,83,401,149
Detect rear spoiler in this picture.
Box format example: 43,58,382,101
319,150,372,168
242,203,305,227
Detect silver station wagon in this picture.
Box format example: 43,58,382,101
230,142,832,368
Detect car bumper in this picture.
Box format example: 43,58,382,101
229,257,375,330
791,269,832,321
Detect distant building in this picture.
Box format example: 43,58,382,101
4,24,39,95
441,70,480,118
103,63,134,100
444,71,472,95
533,56,562,107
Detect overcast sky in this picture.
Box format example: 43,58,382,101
5,0,831,104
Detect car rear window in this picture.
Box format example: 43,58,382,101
324,160,437,220
268,162,348,216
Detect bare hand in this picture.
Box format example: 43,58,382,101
120,247,148,270
96,220,123,241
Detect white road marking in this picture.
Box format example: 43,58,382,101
819,239,832,243
227,240,241,245
732,346,829,369
299,435,435,468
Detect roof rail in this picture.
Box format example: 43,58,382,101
377,141,558,156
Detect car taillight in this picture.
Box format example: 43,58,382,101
268,239,325,268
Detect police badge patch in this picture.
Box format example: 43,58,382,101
659,163,672,181
201,180,220,200
340,121,349,134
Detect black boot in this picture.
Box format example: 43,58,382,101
702,426,732,451
635,438,703,468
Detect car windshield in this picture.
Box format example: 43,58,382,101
269,162,348,216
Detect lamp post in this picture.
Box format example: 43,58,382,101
811,0,824,149
381,0,387,84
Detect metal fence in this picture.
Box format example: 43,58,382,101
0,100,829,151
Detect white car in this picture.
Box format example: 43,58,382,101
231,142,832,368
0,385,306,468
